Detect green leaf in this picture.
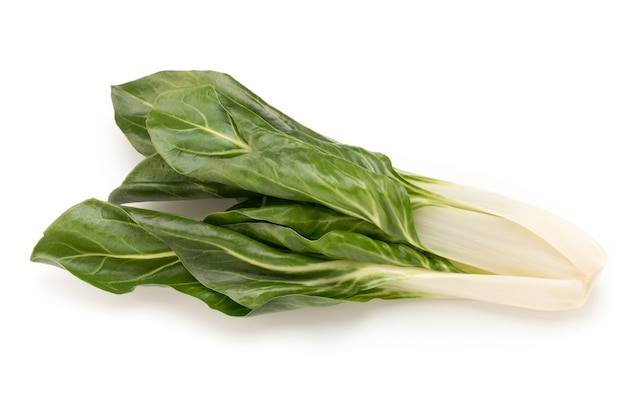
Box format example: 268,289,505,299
123,205,428,310
204,202,458,271
31,199,251,316
207,198,397,241
212,79,401,177
111,70,330,156
109,154,255,204
147,87,420,246
113,70,402,177
32,200,437,314
146,85,251,160
111,71,222,155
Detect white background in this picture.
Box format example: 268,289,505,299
2,1,624,416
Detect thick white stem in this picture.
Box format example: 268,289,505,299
413,205,583,280
385,272,592,311
416,180,607,283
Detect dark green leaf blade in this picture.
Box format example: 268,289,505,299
147,88,420,246
214,84,401,178
205,201,459,272
146,85,251,161
113,70,404,178
124,205,427,310
109,154,255,204
111,70,326,156
111,71,224,155
206,199,399,241
186,144,417,246
31,199,251,316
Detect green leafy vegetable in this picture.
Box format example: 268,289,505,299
203,201,457,270
31,70,607,316
146,84,421,247
31,199,251,316
109,154,255,204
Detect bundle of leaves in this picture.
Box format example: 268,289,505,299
31,71,606,316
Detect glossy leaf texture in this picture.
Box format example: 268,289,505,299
146,85,421,247
123,204,429,310
31,70,606,315
209,197,399,241
204,201,459,271
211,79,402,178
30,199,251,316
113,70,411,182
109,154,255,204
111,71,218,155
111,70,334,156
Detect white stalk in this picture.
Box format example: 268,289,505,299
399,176,606,310
385,271,591,311
416,180,607,281
412,205,584,280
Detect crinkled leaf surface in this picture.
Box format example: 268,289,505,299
109,154,254,204
32,199,429,315
207,199,397,241
113,70,406,179
30,199,251,316
123,205,426,310
111,71,221,155
111,70,333,156
146,86,420,246
212,81,401,178
204,203,458,271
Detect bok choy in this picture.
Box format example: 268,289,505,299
31,70,606,315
